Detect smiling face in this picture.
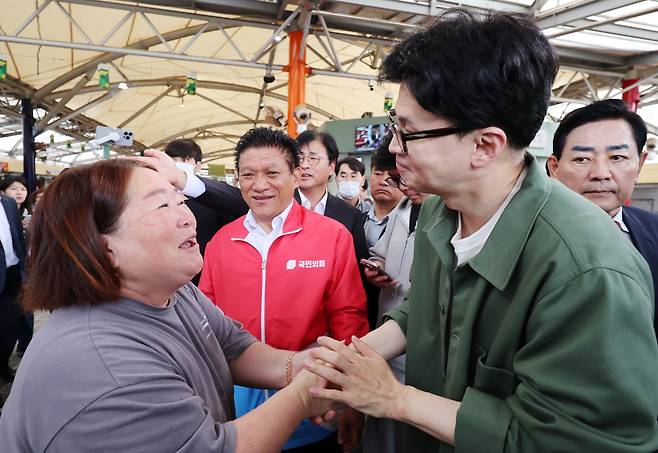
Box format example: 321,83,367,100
548,119,646,217
298,139,335,193
238,146,299,231
103,167,202,295
3,181,28,205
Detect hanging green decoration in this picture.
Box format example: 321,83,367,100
186,71,197,95
97,63,110,89
0,55,7,81
66,141,72,150
383,91,394,113
49,134,55,145
81,143,85,152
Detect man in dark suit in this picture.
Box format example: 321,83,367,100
0,194,27,382
547,99,658,336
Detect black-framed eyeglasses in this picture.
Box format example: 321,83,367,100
387,108,469,155
385,176,407,189
299,154,323,167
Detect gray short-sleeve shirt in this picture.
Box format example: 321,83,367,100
0,283,257,453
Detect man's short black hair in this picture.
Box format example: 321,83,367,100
379,9,558,150
296,130,340,164
552,99,648,159
335,157,366,177
164,138,202,163
234,127,300,173
371,133,396,171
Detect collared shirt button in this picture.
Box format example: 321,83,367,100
439,304,445,313
451,333,459,342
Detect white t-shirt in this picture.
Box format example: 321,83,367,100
451,168,527,266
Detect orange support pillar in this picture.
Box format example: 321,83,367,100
284,30,310,138
622,78,640,112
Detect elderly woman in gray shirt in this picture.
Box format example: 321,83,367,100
0,160,329,453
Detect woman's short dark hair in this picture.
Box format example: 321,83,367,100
552,99,648,159
379,9,558,150
22,160,149,311
234,127,300,173
335,157,366,176
296,130,340,164
0,174,28,193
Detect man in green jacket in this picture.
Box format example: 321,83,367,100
304,9,658,453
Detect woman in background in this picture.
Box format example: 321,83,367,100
0,174,32,357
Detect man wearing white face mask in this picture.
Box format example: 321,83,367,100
335,157,372,214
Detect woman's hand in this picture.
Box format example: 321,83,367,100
288,368,335,419
305,336,406,419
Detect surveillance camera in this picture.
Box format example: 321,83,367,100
368,80,375,91
263,74,275,84
293,106,312,125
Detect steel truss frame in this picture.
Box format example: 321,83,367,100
1,0,657,164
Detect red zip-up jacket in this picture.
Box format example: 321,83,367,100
199,202,368,350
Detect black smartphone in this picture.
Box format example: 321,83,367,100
360,259,394,280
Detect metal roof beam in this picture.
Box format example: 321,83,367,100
42,90,119,133
555,45,625,67
149,120,264,149
546,4,658,39
118,86,175,128
626,51,658,67
133,0,279,17
324,0,528,15
558,19,658,42
536,0,639,30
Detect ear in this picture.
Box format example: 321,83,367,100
546,155,560,177
101,235,120,269
292,167,301,189
471,127,507,168
639,151,648,172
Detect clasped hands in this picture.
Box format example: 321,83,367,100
303,336,406,421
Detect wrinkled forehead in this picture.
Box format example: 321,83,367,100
566,119,636,149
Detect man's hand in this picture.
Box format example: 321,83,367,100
361,259,399,288
305,336,406,419
124,149,188,190
337,407,364,451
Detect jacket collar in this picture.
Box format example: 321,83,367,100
233,200,304,240
423,153,551,290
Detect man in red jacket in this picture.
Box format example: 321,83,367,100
199,127,368,452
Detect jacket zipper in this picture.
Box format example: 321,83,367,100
231,227,302,400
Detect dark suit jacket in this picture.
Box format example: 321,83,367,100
0,196,26,292
623,205,658,336
294,190,379,328
187,178,248,284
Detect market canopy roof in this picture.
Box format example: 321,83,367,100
1,0,657,167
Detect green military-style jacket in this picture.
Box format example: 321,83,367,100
386,154,658,452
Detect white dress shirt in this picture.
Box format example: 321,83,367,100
0,203,20,267
298,190,328,215
242,201,294,261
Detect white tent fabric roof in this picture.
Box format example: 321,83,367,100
1,0,657,168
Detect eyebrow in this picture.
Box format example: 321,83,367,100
571,145,595,152
606,144,630,151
